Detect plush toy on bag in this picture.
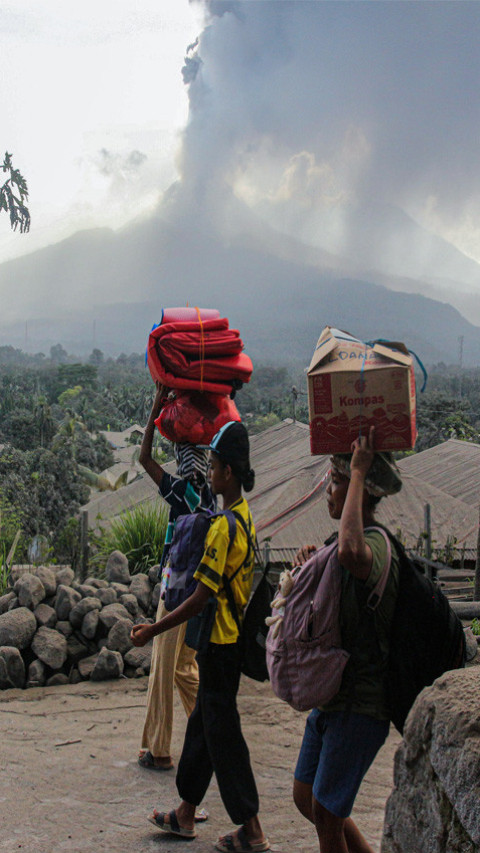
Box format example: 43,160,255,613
265,569,295,639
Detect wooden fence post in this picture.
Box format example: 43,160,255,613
424,503,433,581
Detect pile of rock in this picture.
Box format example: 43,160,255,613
0,551,159,689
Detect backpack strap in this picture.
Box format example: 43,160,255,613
222,509,257,634
362,526,392,610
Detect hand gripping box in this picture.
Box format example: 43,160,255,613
307,327,416,454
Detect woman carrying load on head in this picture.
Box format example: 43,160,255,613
131,420,269,853
293,426,402,853
137,382,215,773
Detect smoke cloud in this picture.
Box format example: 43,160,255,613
176,1,480,272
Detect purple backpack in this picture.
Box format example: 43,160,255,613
266,530,391,712
164,509,236,612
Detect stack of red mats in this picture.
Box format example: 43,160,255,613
147,307,252,444
147,310,253,394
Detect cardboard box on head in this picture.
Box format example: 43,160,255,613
307,327,417,455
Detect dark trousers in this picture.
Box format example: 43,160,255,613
176,641,259,825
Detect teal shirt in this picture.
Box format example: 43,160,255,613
323,529,399,720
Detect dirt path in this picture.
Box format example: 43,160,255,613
0,677,401,853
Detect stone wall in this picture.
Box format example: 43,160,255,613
0,552,159,689
382,668,480,853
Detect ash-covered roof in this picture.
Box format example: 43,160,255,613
249,421,478,552
397,438,480,507
82,420,479,554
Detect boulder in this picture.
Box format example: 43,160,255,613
0,607,37,649
0,646,25,689
464,627,478,661
56,620,73,638
0,592,16,615
106,618,133,655
34,603,57,628
8,566,28,586
54,567,75,587
69,668,82,684
33,566,57,597
55,585,82,620
7,596,19,611
90,647,124,681
66,634,90,664
46,673,69,686
118,593,139,619
98,603,131,631
129,573,151,612
69,597,102,629
14,574,46,610
94,587,117,606
81,609,99,640
382,669,480,852
84,577,108,589
110,582,130,596
124,644,152,673
31,627,68,670
151,583,161,613
27,659,46,688
105,551,130,585
77,584,98,598
78,653,99,679
148,564,160,586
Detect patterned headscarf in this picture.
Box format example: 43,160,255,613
330,452,402,497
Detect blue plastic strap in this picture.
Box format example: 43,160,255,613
366,338,428,393
145,321,160,366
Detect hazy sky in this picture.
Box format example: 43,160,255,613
2,1,480,273
0,0,203,262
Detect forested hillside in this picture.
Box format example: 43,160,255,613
1,345,479,567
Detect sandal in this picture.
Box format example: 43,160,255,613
215,827,270,852
138,750,174,771
148,809,196,839
195,808,209,822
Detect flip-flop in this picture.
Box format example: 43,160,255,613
195,808,209,822
215,827,270,852
148,809,196,839
138,750,174,771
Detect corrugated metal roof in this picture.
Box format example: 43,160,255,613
249,421,479,553
83,420,480,555
100,425,145,449
397,439,480,506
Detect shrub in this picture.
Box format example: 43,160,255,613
90,501,168,575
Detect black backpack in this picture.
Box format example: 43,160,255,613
223,515,275,682
380,528,466,734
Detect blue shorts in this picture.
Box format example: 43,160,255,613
294,709,389,819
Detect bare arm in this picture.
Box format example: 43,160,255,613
139,383,169,487
337,427,375,581
130,581,211,646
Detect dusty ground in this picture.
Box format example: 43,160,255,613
0,676,401,853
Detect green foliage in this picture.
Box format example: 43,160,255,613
0,496,24,592
471,618,480,637
90,502,168,575
1,152,30,233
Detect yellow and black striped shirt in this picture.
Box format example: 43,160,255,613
194,497,255,644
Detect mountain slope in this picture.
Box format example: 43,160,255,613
0,206,479,365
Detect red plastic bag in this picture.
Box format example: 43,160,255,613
155,391,241,445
